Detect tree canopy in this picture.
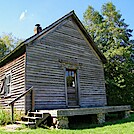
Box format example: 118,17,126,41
0,39,7,59
0,33,23,59
83,2,134,107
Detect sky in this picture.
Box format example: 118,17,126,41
0,0,134,40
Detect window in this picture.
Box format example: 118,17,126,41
0,77,5,95
66,69,79,106
4,71,12,96
66,69,76,87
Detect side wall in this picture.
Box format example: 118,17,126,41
0,54,26,112
26,18,107,110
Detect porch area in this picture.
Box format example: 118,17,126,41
39,105,131,128
8,87,131,128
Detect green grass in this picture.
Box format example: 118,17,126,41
1,113,134,134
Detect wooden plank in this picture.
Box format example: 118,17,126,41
56,106,131,117
0,54,26,111
77,69,80,106
31,90,35,111
25,19,106,110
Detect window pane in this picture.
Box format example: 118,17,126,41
72,71,74,77
69,71,71,76
6,77,9,84
66,71,68,77
66,69,76,87
9,75,11,83
7,86,10,94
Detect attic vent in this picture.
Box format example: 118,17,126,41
34,24,42,34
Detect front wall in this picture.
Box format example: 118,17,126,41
0,54,26,111
26,18,107,110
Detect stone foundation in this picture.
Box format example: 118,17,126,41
97,113,105,124
57,116,69,129
125,111,130,118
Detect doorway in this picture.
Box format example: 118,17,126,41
66,69,79,107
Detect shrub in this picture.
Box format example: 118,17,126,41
0,108,24,126
0,109,11,125
14,110,24,121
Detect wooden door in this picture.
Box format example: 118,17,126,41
66,69,79,107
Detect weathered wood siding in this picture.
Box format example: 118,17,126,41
0,54,26,111
26,18,107,110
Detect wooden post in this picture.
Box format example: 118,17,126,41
77,69,80,106
11,103,14,123
64,68,68,107
31,90,35,111
8,86,33,121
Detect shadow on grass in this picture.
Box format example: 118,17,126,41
69,112,134,130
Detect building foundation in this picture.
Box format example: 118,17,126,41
97,113,105,124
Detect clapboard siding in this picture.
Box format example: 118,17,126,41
26,40,66,110
0,54,26,111
25,18,106,110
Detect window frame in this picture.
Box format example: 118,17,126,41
65,68,80,107
4,71,12,96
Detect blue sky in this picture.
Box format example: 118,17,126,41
0,0,134,39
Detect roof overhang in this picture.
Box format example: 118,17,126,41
0,43,26,67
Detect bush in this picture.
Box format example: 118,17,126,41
0,109,24,126
0,109,11,125
14,110,24,121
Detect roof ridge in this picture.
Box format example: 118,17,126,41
0,11,76,65
0,10,107,66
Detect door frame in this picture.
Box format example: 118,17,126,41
64,68,80,107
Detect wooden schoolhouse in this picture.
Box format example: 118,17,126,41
0,11,130,128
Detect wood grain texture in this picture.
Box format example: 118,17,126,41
25,18,107,110
0,54,26,111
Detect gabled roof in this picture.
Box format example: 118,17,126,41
0,10,107,67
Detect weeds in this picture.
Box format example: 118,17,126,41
0,109,11,125
0,109,24,125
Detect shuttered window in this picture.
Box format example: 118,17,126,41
0,77,5,95
4,71,12,96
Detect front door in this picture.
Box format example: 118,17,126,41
66,69,79,107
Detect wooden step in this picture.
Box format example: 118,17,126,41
16,121,36,128
28,112,44,115
21,116,42,122
16,112,51,128
22,116,42,120
15,121,35,125
28,112,50,118
28,112,44,117
35,113,50,127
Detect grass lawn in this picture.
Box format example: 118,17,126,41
1,113,134,134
